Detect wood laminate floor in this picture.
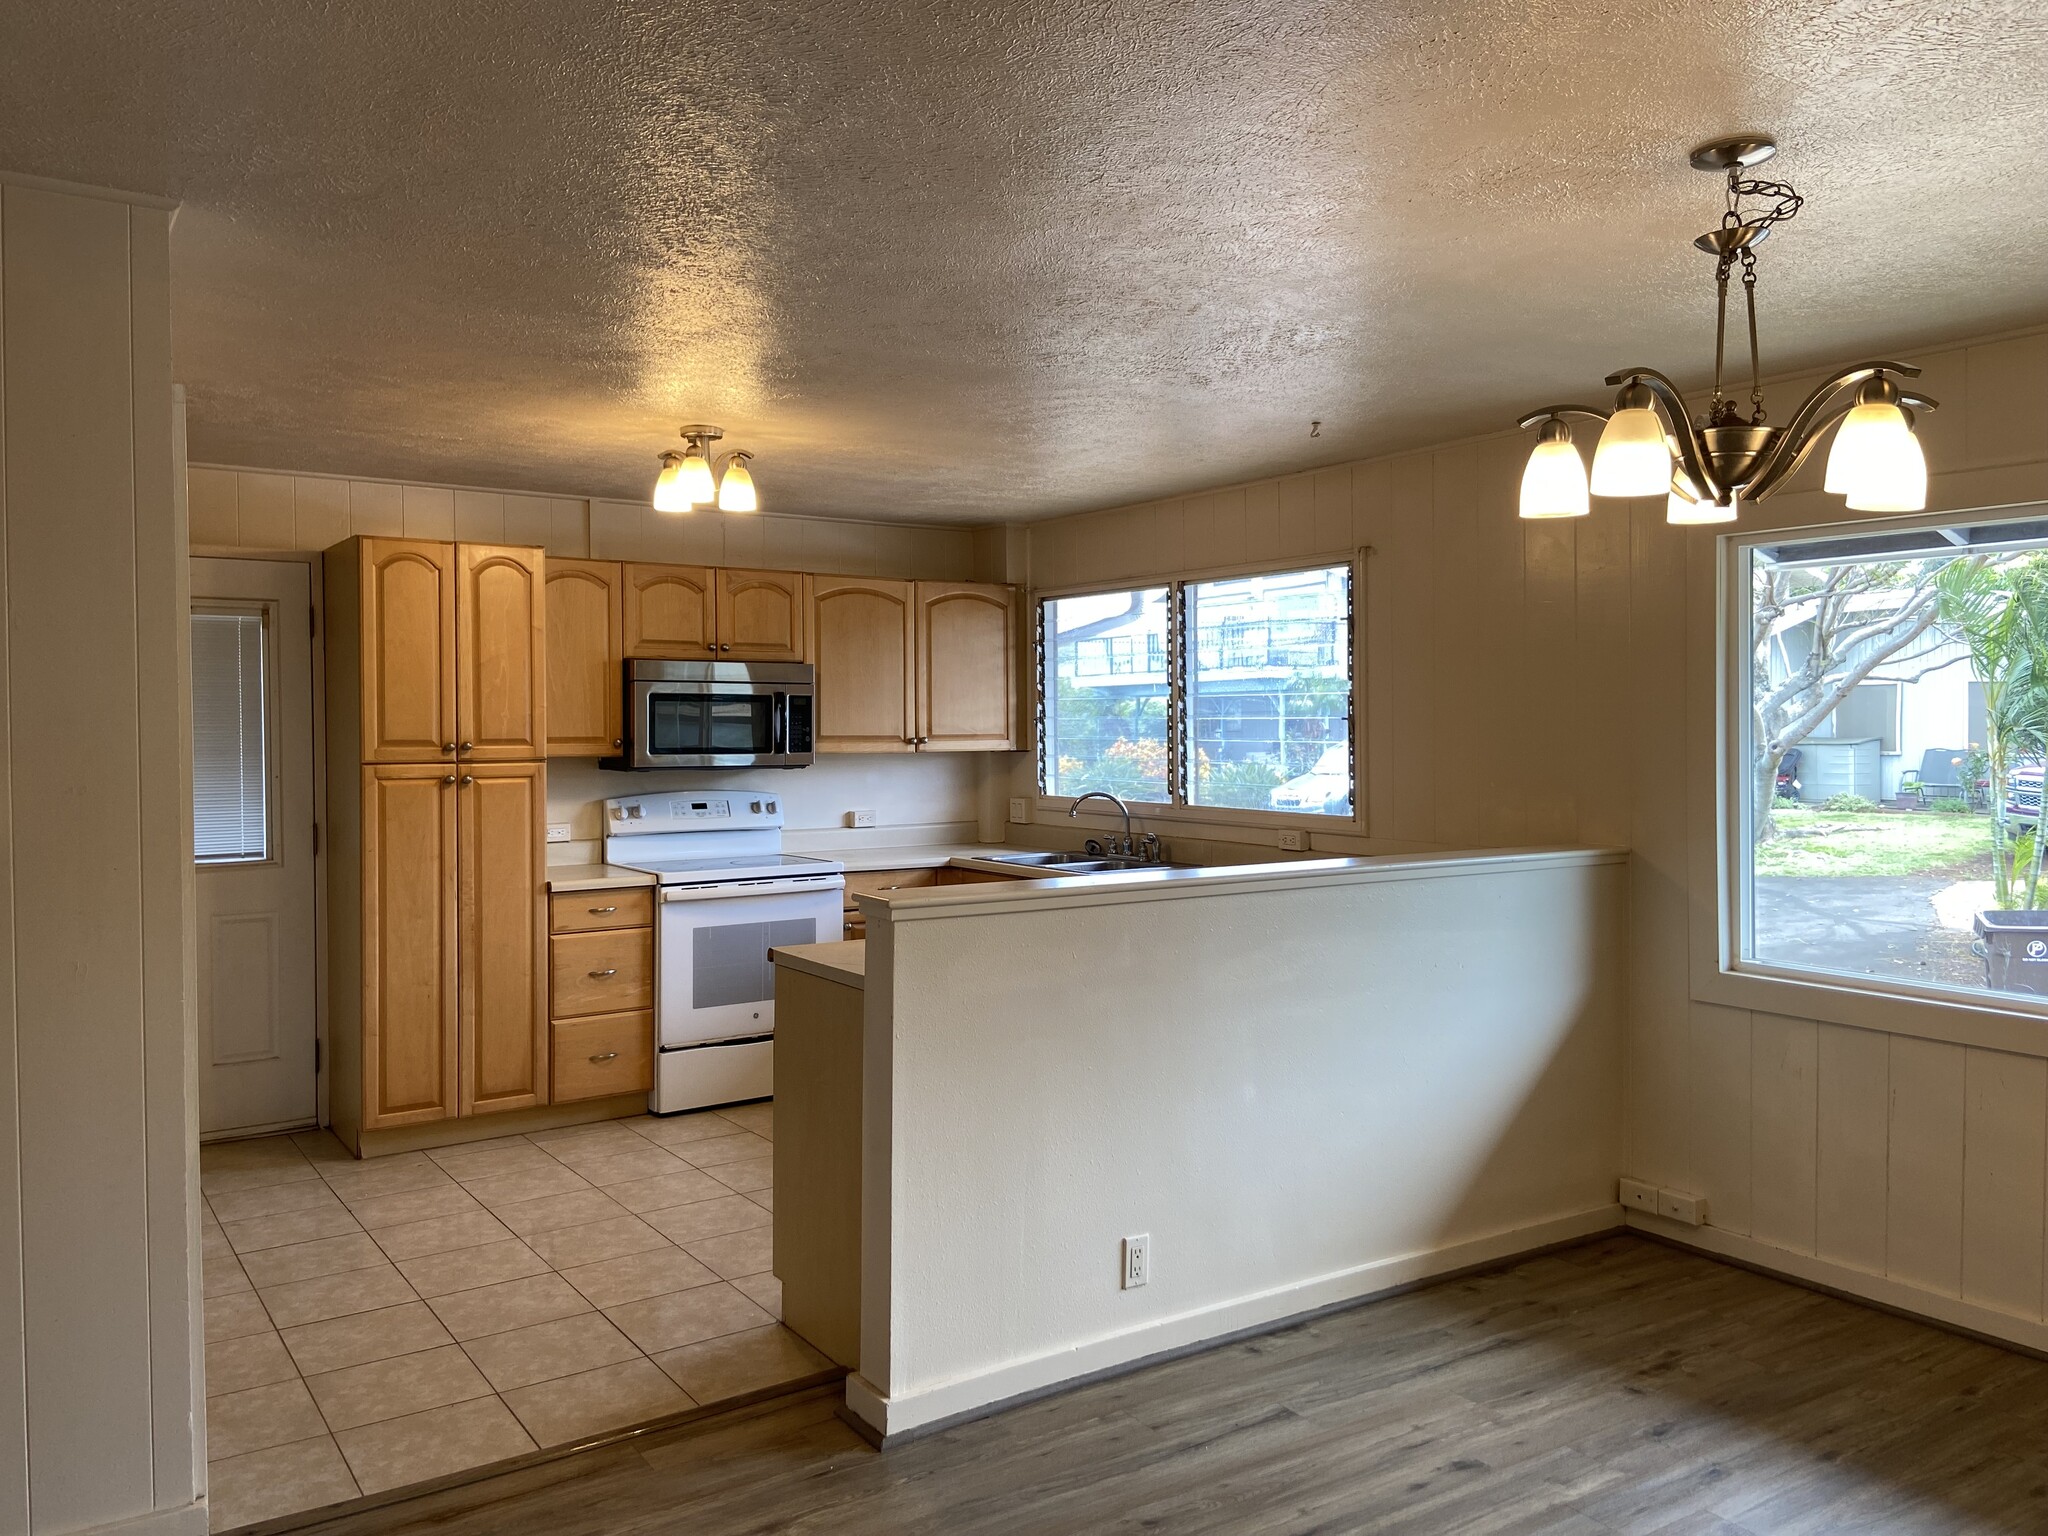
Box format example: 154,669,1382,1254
285,1234,2048,1536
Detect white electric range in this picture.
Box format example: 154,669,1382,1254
603,791,845,1114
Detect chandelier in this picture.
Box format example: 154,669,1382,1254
1517,135,1934,525
652,424,758,514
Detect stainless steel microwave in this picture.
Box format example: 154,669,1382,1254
609,660,815,770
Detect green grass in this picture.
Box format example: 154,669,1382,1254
1754,809,1994,878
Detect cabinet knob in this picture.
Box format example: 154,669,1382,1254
719,643,732,652
460,775,474,785
613,739,622,749
589,1052,619,1063
443,774,456,784
460,741,473,751
443,742,457,753
588,968,617,978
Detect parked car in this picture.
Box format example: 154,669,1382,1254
2006,763,2042,828
1269,746,1352,816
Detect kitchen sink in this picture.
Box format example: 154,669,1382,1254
975,852,1191,875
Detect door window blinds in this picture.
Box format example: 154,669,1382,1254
191,607,270,862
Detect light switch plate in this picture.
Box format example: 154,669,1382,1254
1008,797,1030,823
545,823,573,844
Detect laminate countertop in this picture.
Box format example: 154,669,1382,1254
797,844,1016,873
543,863,661,892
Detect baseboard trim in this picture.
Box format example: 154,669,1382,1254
1625,1212,2048,1361
848,1203,1624,1441
77,1503,209,1536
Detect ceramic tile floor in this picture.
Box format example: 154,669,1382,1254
199,1101,835,1531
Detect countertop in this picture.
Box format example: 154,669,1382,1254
771,940,867,988
823,843,1016,873
543,863,661,892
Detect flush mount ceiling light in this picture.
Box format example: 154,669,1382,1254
651,425,761,514
1516,135,1936,524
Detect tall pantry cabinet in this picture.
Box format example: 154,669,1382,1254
325,537,549,1149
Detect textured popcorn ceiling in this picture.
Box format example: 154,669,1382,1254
3,2,2045,522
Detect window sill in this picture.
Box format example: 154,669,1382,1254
1036,794,1362,835
1694,960,2048,1059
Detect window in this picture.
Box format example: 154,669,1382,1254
191,605,272,862
1040,564,1353,817
1733,512,2048,1007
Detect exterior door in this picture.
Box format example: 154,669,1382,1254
457,543,546,760
623,563,716,659
546,558,623,757
459,762,548,1115
191,558,320,1137
362,763,459,1128
814,576,914,751
916,582,1018,750
718,568,810,661
360,537,457,762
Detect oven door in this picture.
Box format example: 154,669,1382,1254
655,874,845,1047
630,681,812,768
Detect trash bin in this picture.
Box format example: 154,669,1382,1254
1973,910,2048,995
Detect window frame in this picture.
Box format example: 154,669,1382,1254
1034,553,1362,831
190,595,285,868
1712,503,2048,1042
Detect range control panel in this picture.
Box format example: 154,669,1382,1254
604,792,783,834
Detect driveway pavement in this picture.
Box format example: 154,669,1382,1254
1753,876,1986,990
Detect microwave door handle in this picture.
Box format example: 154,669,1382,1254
772,693,789,757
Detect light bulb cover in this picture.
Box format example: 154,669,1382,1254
1666,473,1737,524
1590,385,1674,497
1518,420,1589,519
679,450,717,505
1827,379,1926,511
652,452,692,514
716,453,758,513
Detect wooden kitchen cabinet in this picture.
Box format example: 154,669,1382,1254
623,563,716,659
545,558,624,757
813,577,915,752
339,538,458,763
916,582,1018,750
458,762,548,1117
457,544,547,761
548,883,655,1103
718,568,811,662
358,765,460,1129
552,1011,654,1103
550,927,655,1018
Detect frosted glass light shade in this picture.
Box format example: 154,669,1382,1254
1667,478,1737,524
679,450,717,505
652,453,691,513
1829,402,1927,512
1519,436,1589,518
1591,406,1673,497
716,455,758,513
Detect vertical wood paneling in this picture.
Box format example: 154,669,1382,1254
237,471,295,547
1689,1001,1752,1234
3,179,156,1530
1815,1021,1889,1274
349,479,403,536
1521,511,1576,843
1429,450,1484,849
1960,1047,2047,1319
1750,1012,1818,1253
1383,456,1435,844
1573,491,1629,848
294,475,350,549
0,176,28,1536
1310,467,1351,555
1887,1035,1967,1296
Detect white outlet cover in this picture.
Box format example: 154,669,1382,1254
1278,830,1305,851
1122,1233,1149,1289
545,823,573,844
845,809,877,828
1008,797,1030,823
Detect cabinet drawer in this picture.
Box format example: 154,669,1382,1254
552,1011,654,1102
841,867,936,909
549,888,654,934
551,928,653,1017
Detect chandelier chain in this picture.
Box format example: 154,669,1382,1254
1741,247,1764,422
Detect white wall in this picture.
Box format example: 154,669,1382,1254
0,178,204,1534
1022,324,2048,1359
854,851,1624,1435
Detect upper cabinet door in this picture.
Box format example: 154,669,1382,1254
456,544,546,761
915,582,1019,751
545,559,623,758
622,563,716,659
360,539,458,763
718,568,811,662
814,577,915,752
458,761,548,1117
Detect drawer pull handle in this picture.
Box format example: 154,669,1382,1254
588,906,618,914
588,968,617,978
589,1051,619,1063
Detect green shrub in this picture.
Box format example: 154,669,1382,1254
1772,795,1801,811
1929,797,1971,814
1822,794,1879,812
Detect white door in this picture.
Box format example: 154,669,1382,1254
191,558,319,1136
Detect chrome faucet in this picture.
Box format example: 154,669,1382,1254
1069,791,1135,858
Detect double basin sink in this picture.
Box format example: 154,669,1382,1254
969,850,1191,876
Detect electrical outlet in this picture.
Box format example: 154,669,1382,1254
545,823,573,844
845,809,877,828
1008,797,1030,823
1278,830,1305,852
1122,1233,1149,1290
1617,1177,1658,1214
1658,1189,1708,1226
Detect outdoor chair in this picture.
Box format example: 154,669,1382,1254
1914,747,1971,806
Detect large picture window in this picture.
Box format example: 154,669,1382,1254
1040,564,1353,817
1733,511,2048,1008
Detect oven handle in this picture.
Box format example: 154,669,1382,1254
659,875,845,903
